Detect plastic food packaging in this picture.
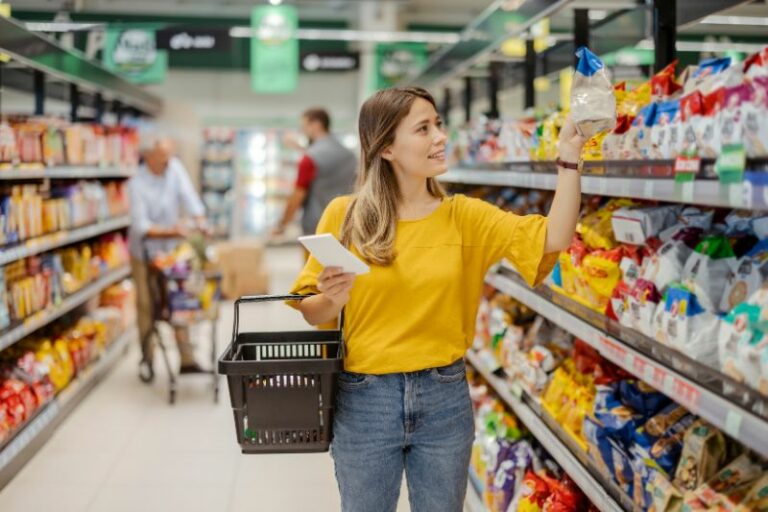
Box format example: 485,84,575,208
618,379,671,418
648,471,685,512
694,454,765,510
674,420,728,493
734,473,768,512
744,77,768,157
718,84,753,148
641,227,704,295
571,47,617,139
632,403,695,478
658,285,721,366
720,239,768,313
681,235,738,313
612,205,680,246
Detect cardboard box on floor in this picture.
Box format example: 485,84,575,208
208,240,270,299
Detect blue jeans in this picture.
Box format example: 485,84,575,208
331,358,475,512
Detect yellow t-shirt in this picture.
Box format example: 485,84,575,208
290,194,557,374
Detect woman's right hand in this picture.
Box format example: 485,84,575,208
317,267,355,307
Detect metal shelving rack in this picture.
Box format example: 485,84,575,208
0,167,135,180
440,159,768,210
485,267,768,461
0,215,130,267
0,16,157,488
0,327,137,489
466,349,626,512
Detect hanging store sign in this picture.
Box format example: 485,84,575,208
156,27,231,52
104,28,167,84
250,5,298,93
374,43,428,90
301,52,359,72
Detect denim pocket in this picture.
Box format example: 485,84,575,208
338,371,376,390
429,359,466,384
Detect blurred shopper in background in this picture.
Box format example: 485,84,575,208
129,136,208,379
273,108,357,238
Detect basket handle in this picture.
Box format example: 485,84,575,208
231,294,344,348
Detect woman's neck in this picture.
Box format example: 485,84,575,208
395,171,440,220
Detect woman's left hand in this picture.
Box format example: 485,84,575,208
558,116,588,164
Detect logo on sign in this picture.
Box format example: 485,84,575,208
170,32,216,50
113,29,157,68
257,12,292,44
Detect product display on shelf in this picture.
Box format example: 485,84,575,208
470,290,768,512
0,284,134,445
0,180,129,246
201,127,236,239
0,119,139,171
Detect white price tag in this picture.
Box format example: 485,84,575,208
725,410,743,438
729,183,744,207
644,364,655,384
624,352,635,369
681,182,694,202
663,375,676,396
599,178,608,196
644,180,654,198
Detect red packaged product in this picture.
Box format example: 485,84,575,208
651,61,683,99
543,475,586,512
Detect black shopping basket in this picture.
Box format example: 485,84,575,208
218,295,343,454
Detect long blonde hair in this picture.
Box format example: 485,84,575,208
340,87,445,266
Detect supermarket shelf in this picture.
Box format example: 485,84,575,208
465,350,624,512
0,215,131,267
485,269,768,460
464,481,485,512
403,0,572,88
0,17,162,115
0,326,136,490
440,161,768,210
0,264,131,352
0,166,134,180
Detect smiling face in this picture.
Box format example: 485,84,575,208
381,97,448,179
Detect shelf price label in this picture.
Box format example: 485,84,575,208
674,156,701,179
598,336,627,364
716,144,746,184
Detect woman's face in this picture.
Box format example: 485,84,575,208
382,97,447,178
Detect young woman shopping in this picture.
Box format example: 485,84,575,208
290,87,587,512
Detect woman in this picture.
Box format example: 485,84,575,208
291,87,587,512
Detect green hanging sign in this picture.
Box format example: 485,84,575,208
373,43,428,91
103,28,167,84
251,5,298,93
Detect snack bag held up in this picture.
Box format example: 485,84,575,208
571,47,617,138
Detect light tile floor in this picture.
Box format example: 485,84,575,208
0,246,413,512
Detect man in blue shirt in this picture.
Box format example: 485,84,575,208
129,137,207,378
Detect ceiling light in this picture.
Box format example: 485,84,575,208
700,15,768,26
635,39,768,53
26,22,104,32
229,27,460,44
268,0,283,5
588,10,608,21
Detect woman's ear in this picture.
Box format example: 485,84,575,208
380,145,394,162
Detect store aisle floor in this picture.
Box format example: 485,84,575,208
0,246,411,512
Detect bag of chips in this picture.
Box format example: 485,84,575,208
633,403,695,477
659,285,721,366
618,379,671,418
641,228,704,295
682,236,738,313
718,84,753,148
649,100,683,159
720,239,768,313
571,47,617,138
743,76,768,158
648,471,685,512
674,420,728,493
734,473,768,512
695,454,765,510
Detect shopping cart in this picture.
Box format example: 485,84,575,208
218,295,343,453
138,237,221,405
